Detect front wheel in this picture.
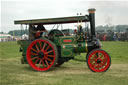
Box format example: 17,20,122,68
87,49,111,72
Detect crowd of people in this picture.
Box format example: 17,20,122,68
96,32,128,41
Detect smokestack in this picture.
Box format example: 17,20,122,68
88,8,96,39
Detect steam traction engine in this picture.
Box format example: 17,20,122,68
14,9,111,72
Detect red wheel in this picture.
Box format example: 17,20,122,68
26,38,58,71
87,49,111,72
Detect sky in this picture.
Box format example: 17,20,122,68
0,0,128,33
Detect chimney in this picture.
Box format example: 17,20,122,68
88,8,96,39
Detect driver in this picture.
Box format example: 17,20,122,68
35,24,47,38
29,24,47,40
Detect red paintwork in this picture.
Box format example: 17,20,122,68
26,39,56,71
63,39,72,42
88,50,111,72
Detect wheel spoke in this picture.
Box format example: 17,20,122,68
41,59,45,67
47,55,54,57
97,64,102,69
96,53,99,58
41,43,46,51
45,45,50,51
99,53,103,58
47,50,53,54
98,53,101,58
102,58,107,65
98,64,101,70
31,47,38,53
31,56,38,60
38,41,42,50
34,58,40,64
100,62,105,67
45,57,53,62
91,62,96,67
31,52,38,56
38,59,42,68
93,55,97,61
35,44,40,52
95,64,99,68
45,60,49,67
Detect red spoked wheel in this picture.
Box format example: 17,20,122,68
26,38,58,71
87,49,111,72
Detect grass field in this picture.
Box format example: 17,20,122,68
0,41,128,85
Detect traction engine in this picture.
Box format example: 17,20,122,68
14,8,111,72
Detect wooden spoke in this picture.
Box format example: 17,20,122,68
35,44,40,52
98,53,100,57
31,52,38,56
102,58,107,65
47,55,54,57
47,50,53,54
95,64,100,69
93,55,97,61
90,59,94,63
96,53,99,58
38,41,42,50
41,43,46,51
34,58,40,64
99,53,103,58
92,64,96,68
31,47,38,53
38,59,42,68
45,57,53,62
45,45,50,51
101,62,105,67
45,60,49,67
91,62,96,67
41,59,45,67
98,64,100,68
31,56,38,60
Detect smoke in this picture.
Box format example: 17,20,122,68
87,1,128,26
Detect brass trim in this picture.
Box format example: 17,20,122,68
60,36,75,38
88,9,96,13
86,42,88,53
62,44,75,46
88,11,95,13
74,45,76,47
63,45,65,48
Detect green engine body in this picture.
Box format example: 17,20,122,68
18,31,101,64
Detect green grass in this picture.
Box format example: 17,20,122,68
102,41,128,63
0,41,128,85
0,42,21,59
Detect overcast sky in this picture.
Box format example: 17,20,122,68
1,0,128,33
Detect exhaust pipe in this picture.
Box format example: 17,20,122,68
88,8,96,39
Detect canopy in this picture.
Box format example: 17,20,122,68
14,15,89,25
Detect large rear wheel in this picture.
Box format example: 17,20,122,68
87,49,111,72
26,38,58,71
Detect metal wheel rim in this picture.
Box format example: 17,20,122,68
27,39,56,71
88,50,111,72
